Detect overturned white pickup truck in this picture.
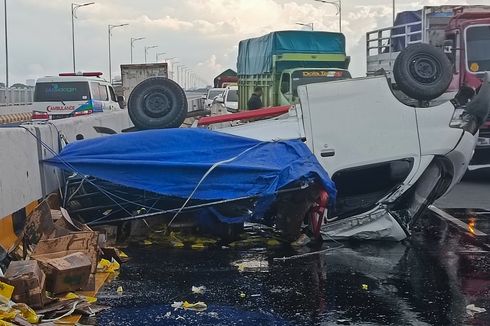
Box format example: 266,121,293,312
52,66,489,242
195,73,489,240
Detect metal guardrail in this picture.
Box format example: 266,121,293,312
366,22,423,74
0,88,34,106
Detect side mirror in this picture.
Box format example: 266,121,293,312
201,94,207,100
443,40,454,54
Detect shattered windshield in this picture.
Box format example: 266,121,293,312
466,25,490,72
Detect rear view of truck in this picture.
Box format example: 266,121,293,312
237,31,350,109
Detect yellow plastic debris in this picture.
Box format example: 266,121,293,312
191,243,206,250
116,249,129,259
116,286,123,294
63,292,97,304
12,303,39,324
97,258,120,273
0,309,17,321
0,282,14,303
361,284,368,290
239,292,246,298
266,239,281,246
144,240,153,246
171,301,207,312
172,241,185,248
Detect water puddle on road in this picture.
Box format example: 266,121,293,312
93,215,489,325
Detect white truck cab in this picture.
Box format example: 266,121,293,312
33,72,121,120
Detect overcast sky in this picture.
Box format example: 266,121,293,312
0,0,481,85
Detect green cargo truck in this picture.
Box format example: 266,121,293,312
237,30,351,109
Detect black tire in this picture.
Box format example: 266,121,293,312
393,43,453,101
128,77,187,130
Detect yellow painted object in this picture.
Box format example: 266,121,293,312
12,303,39,323
97,258,120,273
0,282,14,303
63,292,97,304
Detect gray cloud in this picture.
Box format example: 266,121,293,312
0,0,479,85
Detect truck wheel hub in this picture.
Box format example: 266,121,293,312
143,93,171,117
409,55,440,83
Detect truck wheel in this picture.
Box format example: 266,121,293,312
128,77,187,130
393,43,453,101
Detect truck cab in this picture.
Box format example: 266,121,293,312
366,6,490,169
278,68,351,105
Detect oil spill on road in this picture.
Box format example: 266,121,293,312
95,214,490,325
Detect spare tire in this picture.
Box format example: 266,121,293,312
128,77,187,130
393,43,453,101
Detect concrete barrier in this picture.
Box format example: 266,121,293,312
0,96,204,255
0,110,133,255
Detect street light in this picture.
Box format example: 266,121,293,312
176,64,184,86
108,23,129,82
4,0,8,88
71,2,95,72
313,0,341,33
155,52,166,62
296,22,314,31
144,45,157,63
130,37,144,63
170,61,179,80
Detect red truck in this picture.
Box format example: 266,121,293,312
366,5,490,169
214,69,238,88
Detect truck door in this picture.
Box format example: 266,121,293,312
299,76,421,216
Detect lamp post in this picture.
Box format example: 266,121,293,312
296,22,314,31
71,2,95,72
170,61,179,81
393,0,395,24
4,0,8,88
130,37,144,63
108,23,129,82
176,64,184,87
313,0,341,33
155,52,166,62
144,45,157,63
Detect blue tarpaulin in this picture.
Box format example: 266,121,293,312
237,30,345,75
45,128,336,203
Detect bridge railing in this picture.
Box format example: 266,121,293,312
0,88,34,106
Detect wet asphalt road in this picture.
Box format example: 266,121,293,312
94,226,489,325
92,170,490,326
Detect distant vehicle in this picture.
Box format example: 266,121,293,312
237,31,351,108
216,86,238,112
214,69,238,88
32,72,121,120
204,88,225,108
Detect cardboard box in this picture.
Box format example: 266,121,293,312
3,260,46,308
32,231,99,273
34,252,91,294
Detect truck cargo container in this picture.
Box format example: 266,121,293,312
237,31,350,109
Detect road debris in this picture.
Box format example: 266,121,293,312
0,196,128,325
466,304,486,316
191,286,206,295
171,301,208,312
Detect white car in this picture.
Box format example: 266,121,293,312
218,85,238,112
33,72,121,120
207,73,489,240
204,88,225,108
